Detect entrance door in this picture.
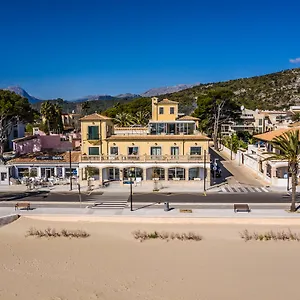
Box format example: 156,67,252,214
45,169,51,179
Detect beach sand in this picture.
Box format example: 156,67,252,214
0,217,299,300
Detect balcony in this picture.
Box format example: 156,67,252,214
81,154,210,163
87,134,100,140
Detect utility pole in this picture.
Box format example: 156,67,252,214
69,150,72,191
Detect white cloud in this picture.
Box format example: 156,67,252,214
289,57,300,64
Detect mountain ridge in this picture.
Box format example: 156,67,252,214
2,83,198,104
3,68,300,112
5,86,42,104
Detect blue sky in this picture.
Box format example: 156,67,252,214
0,0,299,100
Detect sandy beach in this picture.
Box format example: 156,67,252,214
0,217,300,300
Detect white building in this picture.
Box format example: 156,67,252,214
222,108,292,136
240,127,299,188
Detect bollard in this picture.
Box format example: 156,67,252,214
164,202,169,212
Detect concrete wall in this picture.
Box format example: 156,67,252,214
0,214,20,227
14,137,42,154
14,135,73,155
220,145,237,160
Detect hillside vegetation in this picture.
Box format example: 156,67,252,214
163,68,300,114
31,68,300,118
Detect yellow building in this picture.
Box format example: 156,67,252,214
79,97,210,186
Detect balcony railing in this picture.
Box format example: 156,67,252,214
87,134,100,140
81,154,210,163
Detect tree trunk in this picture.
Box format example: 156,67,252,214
0,142,4,157
291,163,297,212
47,119,50,135
213,133,218,150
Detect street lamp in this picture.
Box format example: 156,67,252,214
129,167,135,211
77,183,82,208
203,149,207,193
229,131,233,160
69,150,72,191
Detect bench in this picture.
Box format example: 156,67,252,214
234,203,250,213
15,202,31,210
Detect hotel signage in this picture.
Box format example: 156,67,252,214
36,156,64,160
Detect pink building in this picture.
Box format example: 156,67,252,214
13,135,75,155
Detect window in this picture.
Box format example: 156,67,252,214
110,146,119,155
170,107,175,114
170,146,179,156
128,146,139,155
87,126,99,140
88,147,100,155
0,172,7,181
190,146,201,155
150,146,162,156
258,119,263,126
168,167,185,180
159,107,164,114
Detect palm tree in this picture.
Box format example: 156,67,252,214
265,129,300,212
133,110,150,126
114,112,134,127
292,112,300,123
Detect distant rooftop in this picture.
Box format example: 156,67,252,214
80,113,112,121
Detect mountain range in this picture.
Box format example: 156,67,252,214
5,86,42,104
4,84,197,104
4,68,300,112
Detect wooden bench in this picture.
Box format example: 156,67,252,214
15,202,31,210
234,203,250,213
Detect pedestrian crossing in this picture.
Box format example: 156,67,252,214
87,192,129,209
91,200,128,209
219,184,269,194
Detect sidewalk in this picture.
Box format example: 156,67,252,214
2,206,300,222
214,148,269,187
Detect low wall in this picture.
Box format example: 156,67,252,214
0,214,20,227
220,145,237,160
243,154,258,172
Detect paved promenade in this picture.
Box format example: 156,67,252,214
3,205,300,220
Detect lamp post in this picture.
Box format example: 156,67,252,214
130,177,133,211
69,150,72,191
230,132,233,160
129,168,134,211
287,162,290,191
77,183,82,208
203,149,206,192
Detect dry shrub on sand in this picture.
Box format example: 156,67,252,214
240,229,300,242
132,230,202,242
26,227,90,238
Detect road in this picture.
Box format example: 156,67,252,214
0,190,297,211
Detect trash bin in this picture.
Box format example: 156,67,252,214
164,202,169,211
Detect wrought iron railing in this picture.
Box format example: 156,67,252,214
81,154,209,162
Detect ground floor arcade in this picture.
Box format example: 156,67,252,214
78,163,210,187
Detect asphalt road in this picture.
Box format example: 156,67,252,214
0,190,295,205
131,192,293,204
0,190,105,202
